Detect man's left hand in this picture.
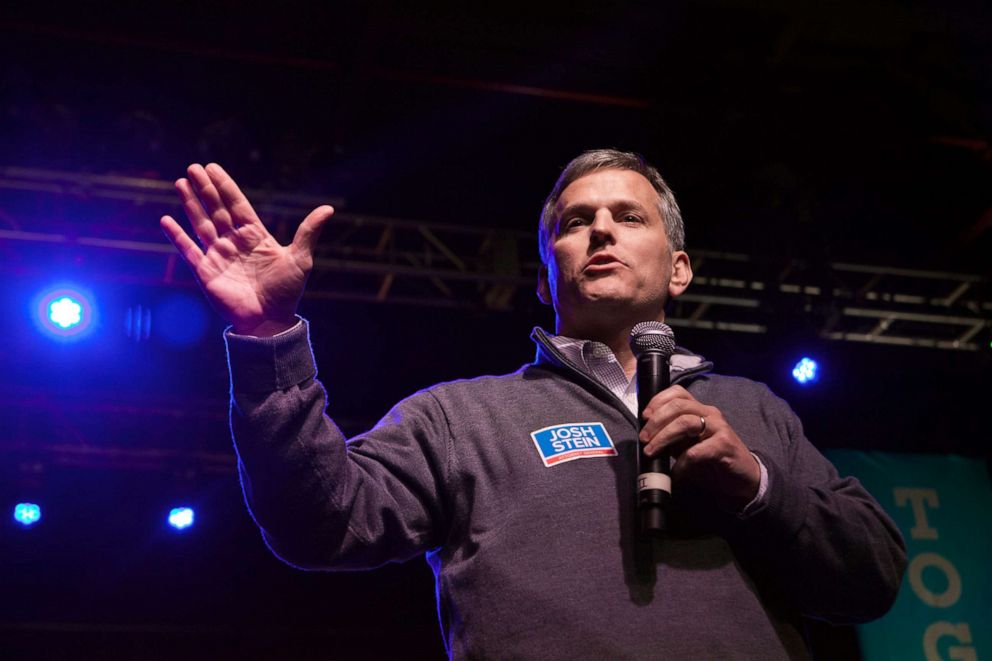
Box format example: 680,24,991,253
640,385,761,512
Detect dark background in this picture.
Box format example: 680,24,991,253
1,2,989,659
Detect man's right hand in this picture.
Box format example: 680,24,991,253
159,163,334,336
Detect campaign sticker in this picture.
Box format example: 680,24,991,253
530,422,617,467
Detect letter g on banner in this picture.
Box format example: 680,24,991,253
923,622,976,661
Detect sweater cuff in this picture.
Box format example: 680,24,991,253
736,452,770,518
731,451,807,543
224,317,318,393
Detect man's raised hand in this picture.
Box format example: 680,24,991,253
159,163,334,336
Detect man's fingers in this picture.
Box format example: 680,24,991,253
291,205,335,257
640,402,712,455
187,164,235,234
641,385,692,420
175,178,219,246
205,163,259,227
160,215,205,270
640,393,695,442
643,412,708,456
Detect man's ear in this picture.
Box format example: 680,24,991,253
537,264,552,305
668,251,693,299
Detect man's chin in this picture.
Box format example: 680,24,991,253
559,289,668,324
576,289,637,307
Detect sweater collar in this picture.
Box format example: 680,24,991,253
530,327,713,384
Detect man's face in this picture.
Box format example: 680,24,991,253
538,168,691,334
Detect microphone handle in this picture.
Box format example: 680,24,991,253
636,350,671,535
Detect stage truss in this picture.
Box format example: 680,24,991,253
2,166,988,351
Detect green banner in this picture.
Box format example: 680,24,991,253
826,451,991,661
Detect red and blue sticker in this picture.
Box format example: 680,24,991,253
530,422,618,467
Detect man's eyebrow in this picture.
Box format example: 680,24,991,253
556,202,595,220
557,199,650,219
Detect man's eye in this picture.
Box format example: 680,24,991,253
562,217,585,231
622,214,642,223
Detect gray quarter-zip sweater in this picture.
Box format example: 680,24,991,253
226,320,905,660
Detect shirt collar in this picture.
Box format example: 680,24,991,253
544,331,708,377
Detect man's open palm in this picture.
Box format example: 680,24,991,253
159,163,333,335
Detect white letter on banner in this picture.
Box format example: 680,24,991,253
922,622,976,661
894,487,940,540
909,553,962,608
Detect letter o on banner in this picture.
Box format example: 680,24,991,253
909,553,962,608
922,622,976,661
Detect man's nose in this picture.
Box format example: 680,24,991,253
589,209,615,244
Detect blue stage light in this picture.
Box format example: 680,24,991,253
792,357,819,385
168,507,195,530
50,297,82,328
14,503,42,527
33,286,97,340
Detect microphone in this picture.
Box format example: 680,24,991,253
629,321,676,536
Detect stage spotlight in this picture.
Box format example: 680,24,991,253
168,507,195,531
50,297,82,327
33,286,97,340
792,357,820,385
14,502,42,527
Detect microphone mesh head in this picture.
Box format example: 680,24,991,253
629,321,676,358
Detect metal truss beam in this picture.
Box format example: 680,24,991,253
2,167,989,350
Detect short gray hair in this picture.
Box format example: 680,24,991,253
538,149,685,263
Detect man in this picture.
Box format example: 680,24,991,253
161,150,906,659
